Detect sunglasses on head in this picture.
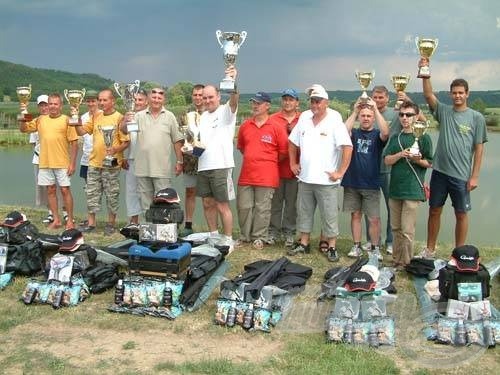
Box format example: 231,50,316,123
151,89,164,95
399,112,416,118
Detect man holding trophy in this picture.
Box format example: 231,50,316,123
417,57,488,258
75,89,129,235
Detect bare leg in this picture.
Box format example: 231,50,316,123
368,216,381,247
46,184,61,229
216,201,233,237
426,206,443,251
202,197,218,232
455,211,468,247
59,186,74,229
185,187,196,223
351,211,363,243
299,232,311,245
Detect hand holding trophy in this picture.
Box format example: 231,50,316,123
409,120,429,157
216,30,247,93
16,84,32,121
415,37,438,78
64,89,86,125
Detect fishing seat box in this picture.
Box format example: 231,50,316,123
128,242,191,279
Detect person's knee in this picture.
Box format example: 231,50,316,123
46,185,57,195
186,187,196,199
351,211,362,221
429,206,442,217
455,210,467,220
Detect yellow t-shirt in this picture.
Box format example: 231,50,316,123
25,114,78,168
82,111,129,168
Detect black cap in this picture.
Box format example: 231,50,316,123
345,271,376,292
3,211,27,228
154,188,180,204
452,245,480,272
59,228,84,252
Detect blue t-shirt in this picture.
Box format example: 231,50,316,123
342,128,386,189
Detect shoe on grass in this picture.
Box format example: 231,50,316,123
287,242,310,256
327,247,340,262
362,242,372,251
103,223,116,236
416,247,436,259
386,244,393,255
253,239,264,250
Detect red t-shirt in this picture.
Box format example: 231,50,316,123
237,116,289,188
269,111,301,179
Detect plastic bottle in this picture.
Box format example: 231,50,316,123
368,327,380,347
52,288,64,309
242,304,254,329
114,279,124,305
343,318,354,344
226,307,236,327
455,319,466,346
483,319,496,348
23,287,37,305
163,287,173,308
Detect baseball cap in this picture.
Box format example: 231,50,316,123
344,271,376,292
306,84,329,100
86,90,99,99
37,95,49,105
360,264,380,282
281,88,299,100
2,211,27,228
153,188,181,204
249,91,271,103
59,228,84,252
452,245,480,272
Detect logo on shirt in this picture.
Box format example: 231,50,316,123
261,134,273,144
457,123,471,135
356,139,372,154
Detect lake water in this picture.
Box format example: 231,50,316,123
0,131,499,246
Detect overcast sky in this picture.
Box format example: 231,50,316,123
1,0,499,93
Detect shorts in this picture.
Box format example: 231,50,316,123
79,165,88,180
196,168,235,202
86,166,120,214
183,174,197,189
38,168,71,187
342,187,380,218
429,170,471,212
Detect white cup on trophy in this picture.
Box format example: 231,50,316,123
355,70,375,102
114,80,141,132
64,89,86,126
16,84,32,121
99,125,118,167
216,30,247,93
409,120,429,157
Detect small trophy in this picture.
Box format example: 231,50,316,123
63,89,86,125
16,84,32,121
355,70,375,102
390,74,410,110
216,30,247,92
415,37,439,78
114,80,140,132
99,125,118,167
409,120,429,157
180,111,205,157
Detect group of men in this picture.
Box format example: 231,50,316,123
19,57,487,266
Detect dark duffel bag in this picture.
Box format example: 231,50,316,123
145,202,184,224
5,240,44,275
438,264,491,302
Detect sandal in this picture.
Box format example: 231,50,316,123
318,240,329,254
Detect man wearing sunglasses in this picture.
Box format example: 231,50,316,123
418,58,488,258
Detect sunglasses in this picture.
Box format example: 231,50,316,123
151,89,164,95
399,112,416,118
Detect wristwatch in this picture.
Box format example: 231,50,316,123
176,160,184,165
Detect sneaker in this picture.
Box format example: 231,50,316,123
179,227,194,237
79,224,95,233
370,246,383,261
348,245,362,258
287,242,310,256
103,223,116,236
284,234,295,248
42,213,54,224
416,247,436,259
265,237,276,245
361,242,372,251
253,239,264,250
215,234,233,248
63,211,69,223
78,219,89,227
386,244,393,255
326,247,340,262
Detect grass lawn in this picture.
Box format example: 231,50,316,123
0,205,498,375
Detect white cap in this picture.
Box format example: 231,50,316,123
37,95,49,105
360,264,380,282
306,84,329,100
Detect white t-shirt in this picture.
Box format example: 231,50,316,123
289,108,352,185
197,103,237,172
80,112,95,166
29,132,40,164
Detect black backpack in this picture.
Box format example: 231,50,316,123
145,202,184,224
438,264,491,301
81,264,120,294
5,240,44,275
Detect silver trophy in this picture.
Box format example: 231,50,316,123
409,120,429,157
180,111,205,157
99,125,118,167
216,30,247,92
114,80,141,132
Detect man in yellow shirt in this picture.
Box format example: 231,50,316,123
75,89,129,235
19,93,78,230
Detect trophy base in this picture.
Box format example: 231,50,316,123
409,145,421,157
394,100,403,110
18,113,33,122
219,79,235,93
127,122,139,133
102,158,118,168
417,66,431,79
68,117,80,126
181,144,194,155
192,146,205,158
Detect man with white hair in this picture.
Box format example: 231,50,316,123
288,84,353,262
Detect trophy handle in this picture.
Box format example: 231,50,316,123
63,89,69,103
81,88,86,104
414,36,420,49
216,30,224,48
133,80,141,92
113,82,123,99
239,31,247,47
434,39,439,49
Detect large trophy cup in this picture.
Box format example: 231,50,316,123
415,37,439,78
16,84,32,121
114,80,140,132
180,112,205,157
409,120,429,157
355,71,375,102
216,30,247,92
64,89,86,125
99,125,118,167
390,74,410,110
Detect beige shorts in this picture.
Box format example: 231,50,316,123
38,168,71,187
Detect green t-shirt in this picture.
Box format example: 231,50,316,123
383,131,433,201
432,101,487,181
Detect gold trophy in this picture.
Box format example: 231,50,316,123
415,37,439,78
409,120,429,157
63,89,86,125
99,125,118,167
355,70,375,102
390,74,410,110
16,84,32,121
